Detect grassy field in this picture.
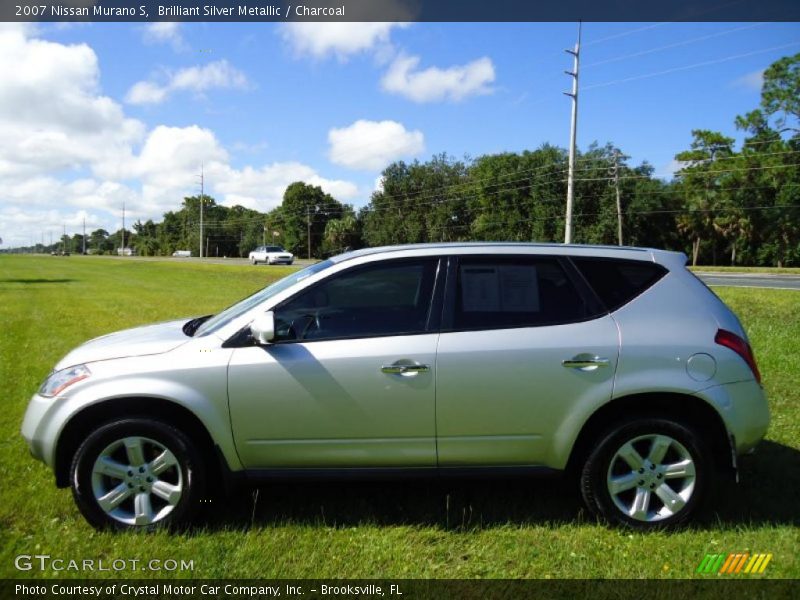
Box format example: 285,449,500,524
1,255,798,580
691,266,800,274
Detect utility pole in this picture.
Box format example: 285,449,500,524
199,164,204,258
263,224,266,246
82,217,86,254
63,224,66,254
563,21,582,244
610,149,625,246
307,205,312,260
122,201,126,256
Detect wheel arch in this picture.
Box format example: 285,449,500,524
54,396,228,489
565,392,734,479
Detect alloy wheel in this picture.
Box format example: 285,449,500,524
605,433,696,522
90,436,183,526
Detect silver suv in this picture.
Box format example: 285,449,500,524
21,243,769,530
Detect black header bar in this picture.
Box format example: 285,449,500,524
4,0,800,23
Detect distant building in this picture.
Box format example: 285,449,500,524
117,247,135,256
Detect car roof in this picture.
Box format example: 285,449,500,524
329,242,686,268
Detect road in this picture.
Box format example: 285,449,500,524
696,272,800,290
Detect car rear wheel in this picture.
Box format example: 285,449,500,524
580,418,710,528
70,418,205,530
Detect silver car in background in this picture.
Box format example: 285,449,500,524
21,243,769,530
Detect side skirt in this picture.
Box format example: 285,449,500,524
242,465,561,484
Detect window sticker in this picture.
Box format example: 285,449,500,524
461,265,539,312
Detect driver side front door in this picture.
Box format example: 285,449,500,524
227,257,442,469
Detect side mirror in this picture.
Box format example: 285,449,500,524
250,311,275,345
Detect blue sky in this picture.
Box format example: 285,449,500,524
1,20,799,248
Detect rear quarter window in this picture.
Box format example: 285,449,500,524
572,257,667,312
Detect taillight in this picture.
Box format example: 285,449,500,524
715,329,761,383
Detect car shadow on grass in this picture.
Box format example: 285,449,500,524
201,475,584,531
698,439,800,528
196,440,799,531
0,278,76,284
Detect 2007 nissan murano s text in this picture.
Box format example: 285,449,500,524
22,243,769,529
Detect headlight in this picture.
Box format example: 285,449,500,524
39,365,91,397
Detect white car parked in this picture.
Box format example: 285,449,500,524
248,245,294,265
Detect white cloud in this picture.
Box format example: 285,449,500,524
381,54,495,103
125,60,250,105
126,80,169,105
0,26,359,248
142,22,187,52
0,24,144,180
733,69,764,91
216,163,360,211
280,22,408,61
328,119,425,171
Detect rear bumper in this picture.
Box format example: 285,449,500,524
696,379,770,455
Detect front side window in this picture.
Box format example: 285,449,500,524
274,259,438,342
452,256,592,330
195,260,335,336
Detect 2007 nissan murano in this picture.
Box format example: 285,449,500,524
22,243,769,529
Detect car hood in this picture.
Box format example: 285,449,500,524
55,318,190,370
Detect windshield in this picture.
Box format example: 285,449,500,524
194,260,334,337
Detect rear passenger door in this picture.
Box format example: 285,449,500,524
435,254,619,467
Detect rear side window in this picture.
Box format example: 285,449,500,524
572,258,666,312
452,256,593,330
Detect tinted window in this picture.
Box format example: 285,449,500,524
196,260,335,336
572,257,666,311
452,257,591,330
275,259,437,341
266,246,285,252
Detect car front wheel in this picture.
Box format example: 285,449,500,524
580,418,710,528
70,418,205,530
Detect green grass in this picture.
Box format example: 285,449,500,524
691,266,800,274
1,255,798,579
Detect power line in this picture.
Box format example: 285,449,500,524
191,159,799,228
582,41,800,91
582,23,669,47
582,23,767,69
183,181,800,237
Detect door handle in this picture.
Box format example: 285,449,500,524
562,356,610,369
381,364,430,375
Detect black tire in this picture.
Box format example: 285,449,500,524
70,418,205,530
580,418,711,529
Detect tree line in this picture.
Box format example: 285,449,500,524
15,53,799,266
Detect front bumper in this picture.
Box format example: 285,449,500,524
21,392,58,469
